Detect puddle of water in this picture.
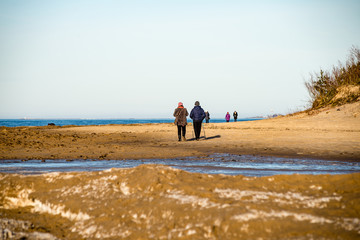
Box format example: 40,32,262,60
0,154,359,176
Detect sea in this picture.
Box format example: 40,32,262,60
0,118,263,127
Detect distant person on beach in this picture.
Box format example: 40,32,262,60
190,101,206,140
173,102,189,141
205,111,210,123
233,111,238,122
225,112,231,122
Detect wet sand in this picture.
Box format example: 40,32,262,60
1,154,360,176
0,102,360,239
1,102,359,161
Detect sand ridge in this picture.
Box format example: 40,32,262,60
0,165,359,239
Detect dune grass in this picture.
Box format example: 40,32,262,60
305,46,360,110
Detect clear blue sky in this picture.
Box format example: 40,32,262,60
1,0,359,119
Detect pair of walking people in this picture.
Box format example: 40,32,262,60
225,111,238,122
173,101,205,141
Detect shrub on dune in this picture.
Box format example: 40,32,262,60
305,46,360,109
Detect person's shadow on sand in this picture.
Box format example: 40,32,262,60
187,135,221,141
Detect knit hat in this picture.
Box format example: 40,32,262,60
195,101,200,106
178,102,183,107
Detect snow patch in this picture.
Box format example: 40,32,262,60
310,185,322,190
232,209,360,233
5,189,91,222
164,190,228,209
214,188,341,208
71,221,132,239
120,182,130,195
232,209,333,224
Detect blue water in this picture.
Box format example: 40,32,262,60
0,118,263,127
1,154,359,177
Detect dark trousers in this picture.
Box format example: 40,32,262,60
193,121,202,139
177,125,186,139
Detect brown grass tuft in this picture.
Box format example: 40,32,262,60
305,46,360,110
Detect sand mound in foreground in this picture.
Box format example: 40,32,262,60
1,165,359,239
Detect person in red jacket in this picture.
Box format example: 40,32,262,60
173,102,189,141
225,112,230,122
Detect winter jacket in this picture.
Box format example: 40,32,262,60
205,112,210,120
225,113,231,121
190,106,206,122
174,107,188,126
233,111,238,119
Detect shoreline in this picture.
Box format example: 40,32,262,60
1,102,359,162
2,154,359,177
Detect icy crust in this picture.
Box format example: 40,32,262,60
4,189,91,222
0,218,59,240
214,188,342,208
1,165,360,239
163,189,230,209
232,209,360,233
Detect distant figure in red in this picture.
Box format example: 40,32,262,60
225,112,231,122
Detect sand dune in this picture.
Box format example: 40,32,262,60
1,165,360,239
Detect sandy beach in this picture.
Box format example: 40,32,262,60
0,102,360,239
1,102,359,161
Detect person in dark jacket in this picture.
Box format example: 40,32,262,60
205,111,210,123
173,102,189,141
190,101,206,140
233,111,238,122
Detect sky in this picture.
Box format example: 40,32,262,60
0,0,359,119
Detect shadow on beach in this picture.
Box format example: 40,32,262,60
187,135,221,141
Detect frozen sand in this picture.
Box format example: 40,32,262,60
1,165,359,239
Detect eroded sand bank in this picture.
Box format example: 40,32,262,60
1,165,360,239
